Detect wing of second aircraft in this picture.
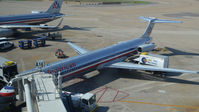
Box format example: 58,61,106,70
105,62,199,74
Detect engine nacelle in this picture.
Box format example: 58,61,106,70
0,29,14,37
137,43,155,52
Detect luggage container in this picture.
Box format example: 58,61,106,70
18,40,32,49
33,37,46,47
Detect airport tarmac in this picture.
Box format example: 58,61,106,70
1,0,199,112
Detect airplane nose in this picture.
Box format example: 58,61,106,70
0,85,15,97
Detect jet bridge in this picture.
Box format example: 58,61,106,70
16,72,67,112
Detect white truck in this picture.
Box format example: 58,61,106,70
133,52,169,77
62,91,98,112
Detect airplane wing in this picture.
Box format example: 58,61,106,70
67,42,90,55
105,62,199,74
0,18,63,29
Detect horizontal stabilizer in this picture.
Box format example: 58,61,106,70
139,16,182,23
140,16,182,37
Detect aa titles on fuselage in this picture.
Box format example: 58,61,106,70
47,62,76,74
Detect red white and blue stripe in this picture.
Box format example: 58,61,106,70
0,85,15,97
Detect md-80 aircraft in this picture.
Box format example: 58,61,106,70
0,0,64,37
1,17,199,98
17,16,198,81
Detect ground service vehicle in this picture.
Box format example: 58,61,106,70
33,37,46,47
133,52,169,77
0,41,14,51
62,91,98,112
0,57,18,82
41,32,62,40
134,52,169,68
18,40,32,49
55,49,67,58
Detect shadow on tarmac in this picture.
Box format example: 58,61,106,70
162,47,199,56
7,25,95,41
97,106,109,112
63,68,199,94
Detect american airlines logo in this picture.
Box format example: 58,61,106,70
47,63,76,74
53,1,60,9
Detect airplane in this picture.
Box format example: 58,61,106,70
1,16,199,99
0,0,64,37
0,85,15,107
15,16,198,80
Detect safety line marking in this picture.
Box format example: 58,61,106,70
113,90,119,102
97,87,108,103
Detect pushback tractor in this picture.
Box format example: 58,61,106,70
62,91,98,112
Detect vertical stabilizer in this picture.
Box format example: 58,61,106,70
46,0,63,14
139,16,182,38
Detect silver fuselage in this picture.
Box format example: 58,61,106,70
0,13,63,25
21,37,150,79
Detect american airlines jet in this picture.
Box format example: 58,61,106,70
1,17,199,98
0,0,64,37
18,17,198,80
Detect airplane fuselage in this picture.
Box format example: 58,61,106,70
0,13,63,25
21,37,150,79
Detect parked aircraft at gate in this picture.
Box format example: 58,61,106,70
16,17,199,81
0,0,64,37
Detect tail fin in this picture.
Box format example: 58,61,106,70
46,0,63,14
139,16,182,37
